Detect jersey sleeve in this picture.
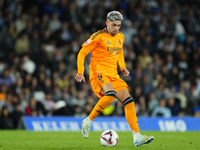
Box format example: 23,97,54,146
77,33,100,74
118,35,126,70
118,48,126,70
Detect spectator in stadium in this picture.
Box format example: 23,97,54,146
22,55,36,75
121,20,137,46
148,92,159,115
53,99,74,116
15,14,27,33
175,88,188,110
48,12,62,33
152,98,172,118
167,97,180,116
142,75,154,97
138,49,153,70
0,84,7,101
25,96,45,116
0,93,14,113
0,67,14,86
137,96,148,116
18,92,27,114
11,77,24,95
155,83,166,100
9,101,23,129
132,86,143,104
75,10,154,146
51,86,62,102
130,67,143,91
0,105,13,129
14,33,30,56
42,92,56,116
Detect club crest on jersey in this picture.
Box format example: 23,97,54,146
83,39,91,46
98,74,102,80
118,39,121,45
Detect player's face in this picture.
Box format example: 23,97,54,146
106,20,121,36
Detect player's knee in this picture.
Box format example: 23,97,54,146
122,97,134,107
105,91,117,98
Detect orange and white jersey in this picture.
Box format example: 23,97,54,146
77,28,126,79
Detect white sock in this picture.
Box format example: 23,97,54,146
86,117,93,124
132,131,141,142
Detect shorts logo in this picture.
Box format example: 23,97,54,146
98,74,104,84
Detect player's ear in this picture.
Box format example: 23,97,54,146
106,20,109,26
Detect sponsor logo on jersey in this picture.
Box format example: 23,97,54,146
107,47,121,51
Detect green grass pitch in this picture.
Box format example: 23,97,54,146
0,131,199,150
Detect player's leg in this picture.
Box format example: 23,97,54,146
88,82,116,121
116,89,139,133
117,89,154,146
81,75,117,138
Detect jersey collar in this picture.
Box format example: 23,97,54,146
105,28,108,33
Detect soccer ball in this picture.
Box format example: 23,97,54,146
100,130,119,146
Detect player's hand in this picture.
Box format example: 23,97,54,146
75,73,86,83
121,68,130,77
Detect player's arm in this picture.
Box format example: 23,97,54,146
76,43,92,83
118,48,130,77
118,36,130,77
75,34,99,82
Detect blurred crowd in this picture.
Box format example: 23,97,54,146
0,0,200,129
